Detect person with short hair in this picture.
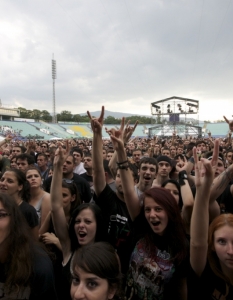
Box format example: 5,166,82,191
162,147,171,157
37,153,49,182
196,140,207,154
71,147,86,175
132,149,142,169
152,155,172,187
106,149,114,161
80,154,94,192
12,145,25,157
43,154,92,203
225,149,233,167
16,153,35,173
102,148,107,160
134,157,157,201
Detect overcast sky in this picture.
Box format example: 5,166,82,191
1,0,233,121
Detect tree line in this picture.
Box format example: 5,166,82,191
18,107,202,124
18,107,156,124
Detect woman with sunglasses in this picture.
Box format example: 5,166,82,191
0,193,57,299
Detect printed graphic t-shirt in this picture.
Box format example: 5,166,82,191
125,237,175,300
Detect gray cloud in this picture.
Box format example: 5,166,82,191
0,0,233,120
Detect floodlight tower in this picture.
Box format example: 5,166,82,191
52,55,57,123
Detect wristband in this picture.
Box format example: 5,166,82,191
178,170,188,186
116,160,129,170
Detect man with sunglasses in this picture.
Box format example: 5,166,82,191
40,143,48,153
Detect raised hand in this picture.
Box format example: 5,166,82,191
194,147,214,189
53,146,67,168
4,134,13,143
41,232,59,245
87,106,104,134
109,117,125,151
176,156,187,172
223,115,233,132
123,120,138,143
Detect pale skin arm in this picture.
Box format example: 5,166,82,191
40,193,51,229
171,131,176,146
223,115,233,132
176,159,194,234
226,131,232,148
39,211,52,235
88,106,106,196
51,144,71,264
40,232,62,251
207,131,214,147
108,151,118,179
190,147,216,276
110,118,141,221
108,120,138,179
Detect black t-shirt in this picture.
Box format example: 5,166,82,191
43,173,92,202
219,184,233,213
19,201,39,228
0,157,10,173
0,247,57,299
125,216,189,300
188,262,233,300
80,172,93,184
93,184,133,274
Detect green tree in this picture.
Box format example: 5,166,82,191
41,110,52,122
32,109,41,121
58,110,72,122
104,116,119,124
18,107,31,118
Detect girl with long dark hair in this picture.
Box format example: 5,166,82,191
70,242,123,300
0,169,39,239
0,193,57,299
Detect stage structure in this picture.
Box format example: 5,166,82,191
149,96,202,138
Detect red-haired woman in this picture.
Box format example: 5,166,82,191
109,122,188,300
190,147,233,299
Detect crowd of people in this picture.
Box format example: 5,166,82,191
0,108,233,299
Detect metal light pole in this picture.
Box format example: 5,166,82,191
52,55,57,123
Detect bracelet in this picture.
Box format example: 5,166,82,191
178,170,188,186
117,160,129,170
